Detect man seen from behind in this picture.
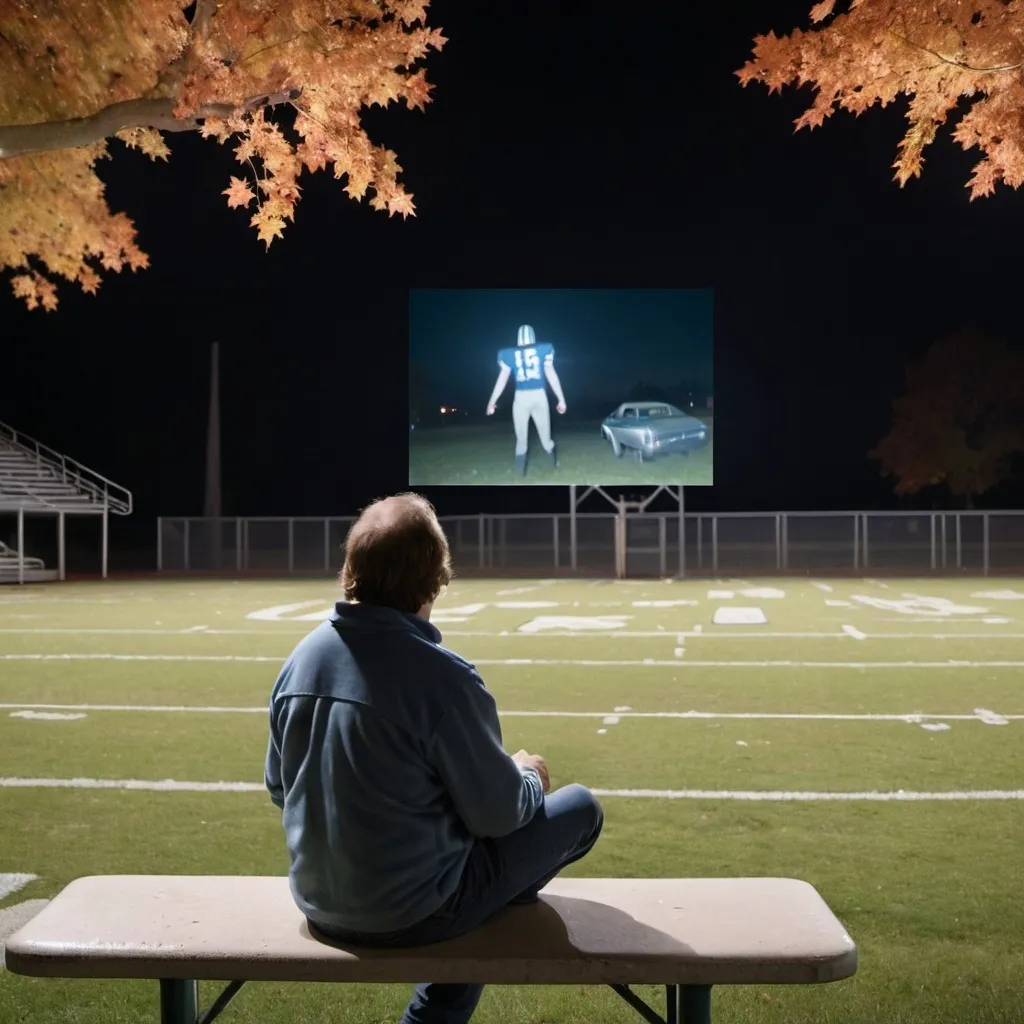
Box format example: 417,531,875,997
265,492,604,1024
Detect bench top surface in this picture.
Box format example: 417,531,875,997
6,875,857,987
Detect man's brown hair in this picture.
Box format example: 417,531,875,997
340,492,453,613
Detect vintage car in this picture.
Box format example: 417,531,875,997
601,402,710,459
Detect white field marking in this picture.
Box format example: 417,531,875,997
632,600,699,608
1,777,1021,802
736,740,748,746
813,582,834,592
971,590,1024,600
826,599,853,608
739,587,785,599
863,580,890,588
842,625,867,640
9,710,86,721
9,655,1024,671
0,874,37,901
590,789,1024,801
2,703,1020,725
921,723,951,732
494,601,559,609
708,590,734,600
602,715,621,725
8,625,1024,641
183,625,208,632
712,607,767,625
674,647,685,657
1,900,51,969
975,707,1010,726
245,601,323,621
613,705,632,712
983,617,1012,625
596,729,608,735
853,594,990,617
516,616,631,633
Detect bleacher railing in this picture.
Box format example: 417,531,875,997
0,420,133,515
156,509,1024,577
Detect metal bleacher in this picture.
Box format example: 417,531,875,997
0,420,133,582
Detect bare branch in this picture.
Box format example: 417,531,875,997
0,88,302,159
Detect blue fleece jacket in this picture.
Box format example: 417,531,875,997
264,601,545,933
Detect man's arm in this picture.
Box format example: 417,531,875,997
544,359,566,412
264,704,285,809
487,364,511,414
430,670,544,837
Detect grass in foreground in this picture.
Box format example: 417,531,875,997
1,576,1023,1023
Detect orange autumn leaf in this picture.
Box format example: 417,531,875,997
0,0,445,310
737,1,1024,198
222,176,256,209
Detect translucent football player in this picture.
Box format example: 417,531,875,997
486,324,567,476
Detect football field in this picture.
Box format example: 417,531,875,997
1,576,1023,1023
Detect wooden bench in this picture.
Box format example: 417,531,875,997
5,875,857,1024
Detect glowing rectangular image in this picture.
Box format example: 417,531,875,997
408,288,714,486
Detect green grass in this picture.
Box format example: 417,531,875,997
2,576,1024,1023
408,418,715,485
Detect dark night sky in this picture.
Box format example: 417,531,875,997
409,288,713,414
2,0,1023,551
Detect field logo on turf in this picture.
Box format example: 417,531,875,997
852,595,989,617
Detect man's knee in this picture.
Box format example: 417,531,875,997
559,783,604,840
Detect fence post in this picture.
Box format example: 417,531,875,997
478,514,485,569
658,514,667,577
774,514,781,570
553,516,560,569
157,518,163,572
930,513,937,571
288,519,295,573
782,513,789,570
983,512,990,576
184,519,191,571
956,513,962,569
711,515,719,573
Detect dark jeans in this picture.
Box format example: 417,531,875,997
314,783,604,1024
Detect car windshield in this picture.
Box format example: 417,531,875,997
624,405,680,419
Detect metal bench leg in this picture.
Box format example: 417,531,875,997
160,979,198,1024
679,984,712,1024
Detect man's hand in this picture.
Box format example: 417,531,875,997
556,401,566,414
486,403,496,416
512,749,550,793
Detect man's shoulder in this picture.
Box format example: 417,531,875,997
497,346,514,366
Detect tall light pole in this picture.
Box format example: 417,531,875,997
203,342,222,568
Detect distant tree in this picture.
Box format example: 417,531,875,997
736,1,1024,199
869,329,1024,506
0,0,444,310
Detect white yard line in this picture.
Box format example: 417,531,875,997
2,627,1022,640
2,702,1020,723
0,776,1021,801
6,653,1024,669
842,625,868,640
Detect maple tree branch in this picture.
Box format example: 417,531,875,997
0,88,303,160
890,28,1024,74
